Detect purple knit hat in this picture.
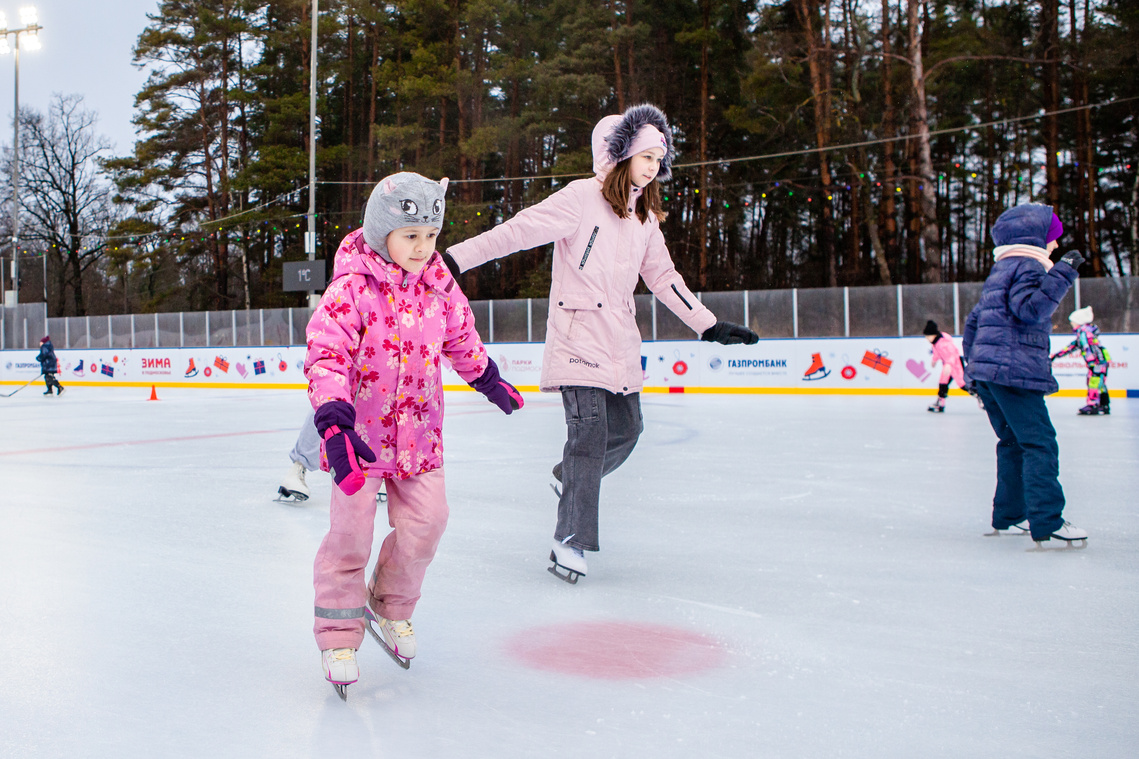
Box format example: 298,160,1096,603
1046,213,1064,243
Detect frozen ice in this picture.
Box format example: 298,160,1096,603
1,387,1136,758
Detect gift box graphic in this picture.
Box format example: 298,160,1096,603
861,349,893,374
100,363,114,377
213,356,230,373
253,360,266,376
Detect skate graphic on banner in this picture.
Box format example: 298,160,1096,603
185,358,198,378
803,352,830,381
71,360,85,377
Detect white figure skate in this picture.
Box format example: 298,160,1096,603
549,538,587,584
365,608,415,669
322,647,359,701
276,461,310,502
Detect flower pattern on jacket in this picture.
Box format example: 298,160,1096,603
305,228,489,479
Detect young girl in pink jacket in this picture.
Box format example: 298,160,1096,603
443,104,756,584
305,172,523,699
922,320,967,412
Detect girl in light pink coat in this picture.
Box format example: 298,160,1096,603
923,320,967,413
304,172,523,698
443,104,757,584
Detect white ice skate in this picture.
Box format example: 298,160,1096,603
985,519,1029,536
1030,521,1088,550
321,647,359,701
276,461,310,502
364,608,415,669
548,538,587,584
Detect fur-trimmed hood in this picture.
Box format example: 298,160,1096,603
590,104,675,181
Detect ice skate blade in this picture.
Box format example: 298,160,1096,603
275,486,309,503
1028,538,1088,552
547,564,581,584
331,682,348,701
984,529,1030,537
364,612,411,670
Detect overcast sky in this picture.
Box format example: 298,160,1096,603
0,0,159,156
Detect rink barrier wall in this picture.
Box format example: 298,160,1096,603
3,336,1135,397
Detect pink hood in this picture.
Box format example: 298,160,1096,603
305,229,488,478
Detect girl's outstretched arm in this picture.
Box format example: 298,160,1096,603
445,184,584,273
638,225,717,336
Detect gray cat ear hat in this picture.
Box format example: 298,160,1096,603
362,172,450,262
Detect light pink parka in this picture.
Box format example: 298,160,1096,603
446,118,717,395
930,331,965,387
305,229,489,479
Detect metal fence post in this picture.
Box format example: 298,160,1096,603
1074,279,1081,310
179,311,185,347
488,300,495,343
64,317,69,349
86,315,90,348
131,314,136,348
896,285,903,337
526,299,532,342
651,296,658,341
953,282,960,335
108,315,113,348
742,290,749,332
23,317,28,348
843,286,850,337
259,309,265,346
155,313,160,347
288,308,294,345
205,311,210,348
232,310,237,346
792,288,798,338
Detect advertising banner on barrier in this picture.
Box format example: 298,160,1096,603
3,335,1135,395
1,346,310,388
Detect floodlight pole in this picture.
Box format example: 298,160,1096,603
8,29,17,305
305,0,319,308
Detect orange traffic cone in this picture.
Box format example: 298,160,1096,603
148,385,159,401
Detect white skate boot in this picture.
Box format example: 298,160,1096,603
1031,521,1088,550
277,461,310,502
985,519,1029,536
549,538,587,584
321,647,359,701
364,608,415,669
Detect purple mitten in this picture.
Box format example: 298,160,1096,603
470,358,524,414
314,401,378,495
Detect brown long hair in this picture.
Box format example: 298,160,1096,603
601,159,668,224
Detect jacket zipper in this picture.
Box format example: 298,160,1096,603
671,284,693,310
578,226,600,270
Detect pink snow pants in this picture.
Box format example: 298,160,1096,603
313,468,448,651
940,358,964,388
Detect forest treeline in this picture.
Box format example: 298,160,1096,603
5,0,1138,317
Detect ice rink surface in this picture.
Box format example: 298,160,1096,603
1,386,1137,758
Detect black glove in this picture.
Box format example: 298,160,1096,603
1059,250,1084,270
441,252,461,278
701,321,759,345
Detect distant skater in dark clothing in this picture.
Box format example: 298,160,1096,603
36,336,64,396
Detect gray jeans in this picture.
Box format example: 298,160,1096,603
554,387,644,552
290,408,322,471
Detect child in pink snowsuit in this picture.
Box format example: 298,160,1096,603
923,320,966,412
304,172,523,697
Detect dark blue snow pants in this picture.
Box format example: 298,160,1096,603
973,381,1066,540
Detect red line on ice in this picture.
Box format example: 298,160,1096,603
0,428,297,457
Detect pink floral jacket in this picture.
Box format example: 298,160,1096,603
305,228,489,479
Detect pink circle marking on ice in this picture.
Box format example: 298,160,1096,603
509,621,725,680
